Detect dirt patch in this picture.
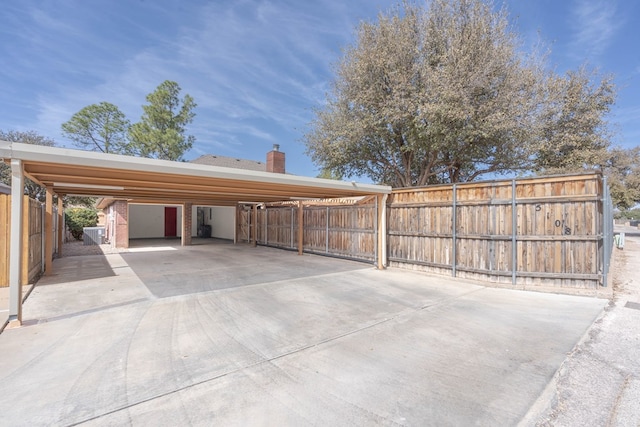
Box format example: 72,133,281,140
60,240,122,257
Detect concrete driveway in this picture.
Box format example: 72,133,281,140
0,242,606,426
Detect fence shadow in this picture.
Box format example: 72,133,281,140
35,255,116,286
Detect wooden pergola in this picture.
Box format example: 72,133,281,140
1,141,391,327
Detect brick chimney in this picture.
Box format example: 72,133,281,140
266,144,285,173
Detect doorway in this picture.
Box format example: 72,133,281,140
164,207,177,237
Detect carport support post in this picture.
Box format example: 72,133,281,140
182,203,192,246
297,201,304,255
8,159,24,327
45,186,54,275
376,194,388,269
57,197,63,255
252,204,257,247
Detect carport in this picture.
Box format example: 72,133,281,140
0,141,391,327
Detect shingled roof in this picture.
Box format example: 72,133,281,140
191,154,266,172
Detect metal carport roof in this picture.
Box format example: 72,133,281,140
1,141,391,328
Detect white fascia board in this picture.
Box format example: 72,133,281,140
0,141,391,195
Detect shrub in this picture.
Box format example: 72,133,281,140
65,207,98,240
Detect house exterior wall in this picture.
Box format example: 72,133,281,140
129,204,183,239
113,200,129,248
126,204,233,240
210,207,235,240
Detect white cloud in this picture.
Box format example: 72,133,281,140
1,0,393,174
569,0,621,58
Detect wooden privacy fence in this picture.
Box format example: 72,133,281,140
236,173,612,290
0,194,59,287
388,173,612,288
237,197,378,262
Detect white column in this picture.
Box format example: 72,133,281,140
8,159,24,327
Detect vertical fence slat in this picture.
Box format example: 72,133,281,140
452,184,457,277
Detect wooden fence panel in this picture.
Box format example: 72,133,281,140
252,201,376,262
234,173,607,289
264,207,295,248
26,198,43,283
0,195,44,287
389,174,605,289
236,205,252,243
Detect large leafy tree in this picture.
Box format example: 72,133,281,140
535,67,616,173
602,147,640,210
61,102,130,154
305,0,616,188
129,80,196,161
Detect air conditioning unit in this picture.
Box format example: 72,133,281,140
83,227,105,246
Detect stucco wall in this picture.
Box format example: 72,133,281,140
210,207,235,240
129,204,183,239
128,204,233,239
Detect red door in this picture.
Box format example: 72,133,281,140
164,207,177,237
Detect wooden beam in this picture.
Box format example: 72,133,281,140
376,194,387,270
8,159,24,327
252,204,257,247
21,196,29,285
297,201,303,255
45,187,54,275
24,171,45,187
57,197,63,255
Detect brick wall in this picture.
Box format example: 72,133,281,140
182,203,192,246
114,200,129,248
266,144,285,174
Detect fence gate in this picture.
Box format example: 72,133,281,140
236,204,253,244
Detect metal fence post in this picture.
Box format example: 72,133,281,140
602,176,612,287
41,201,45,274
374,197,378,264
511,179,517,285
452,184,457,277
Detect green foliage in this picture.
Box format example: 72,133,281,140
603,147,640,210
65,197,97,209
65,207,98,241
129,80,197,161
61,102,131,154
614,208,640,221
535,67,616,173
317,167,344,180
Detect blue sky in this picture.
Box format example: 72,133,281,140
1,0,638,177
